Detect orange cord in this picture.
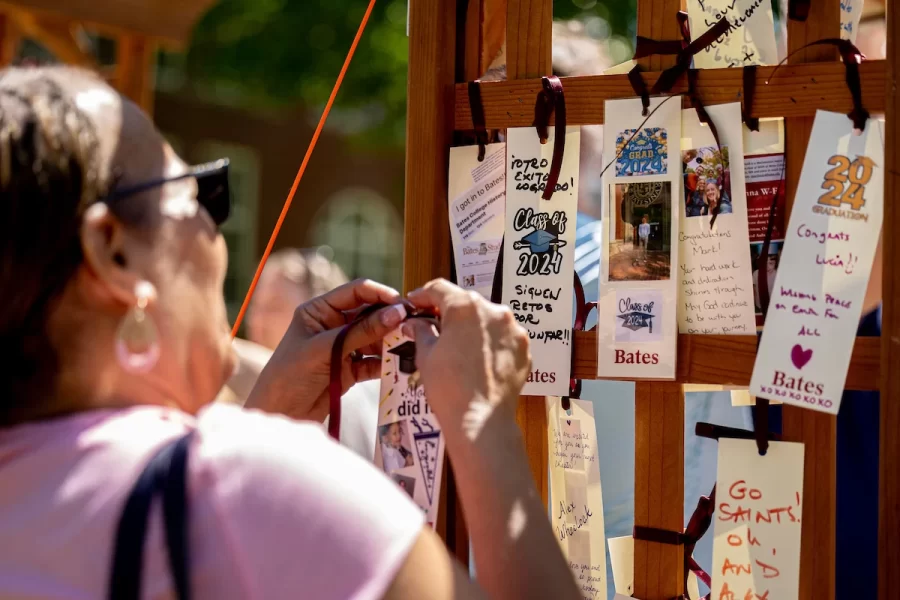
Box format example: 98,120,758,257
230,0,378,338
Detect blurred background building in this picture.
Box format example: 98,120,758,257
0,0,886,327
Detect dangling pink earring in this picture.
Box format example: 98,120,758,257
115,282,160,373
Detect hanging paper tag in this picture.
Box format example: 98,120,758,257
598,97,681,379
503,128,579,395
750,112,884,414
678,104,756,334
375,329,445,529
607,535,701,599
712,439,805,600
448,143,506,298
687,0,778,68
547,397,607,600
841,0,864,43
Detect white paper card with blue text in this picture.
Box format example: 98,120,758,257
503,127,579,395
547,397,607,600
687,0,778,68
448,143,506,299
841,0,864,43
750,111,883,414
712,439,805,600
679,104,756,335
598,97,682,379
375,328,445,529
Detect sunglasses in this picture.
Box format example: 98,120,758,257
103,159,231,226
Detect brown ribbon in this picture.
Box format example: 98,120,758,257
467,80,488,162
627,65,651,117
742,65,760,132
533,75,568,200
562,271,596,410
328,302,437,441
649,17,731,96
788,0,811,21
633,11,691,60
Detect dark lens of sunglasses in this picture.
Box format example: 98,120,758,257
197,170,231,226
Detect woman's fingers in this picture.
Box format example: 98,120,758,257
321,279,401,313
349,356,383,385
406,278,467,316
342,303,408,357
401,319,440,361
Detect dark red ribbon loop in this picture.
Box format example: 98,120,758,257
633,12,690,60
628,65,650,117
742,65,760,132
490,237,504,305
650,17,730,96
686,69,726,229
467,80,488,162
788,0,811,21
532,76,568,200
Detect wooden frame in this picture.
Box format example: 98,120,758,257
407,0,897,598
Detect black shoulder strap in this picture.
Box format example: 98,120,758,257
108,431,195,600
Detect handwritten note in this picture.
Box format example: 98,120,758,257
598,97,682,380
712,439,805,600
503,128,579,395
841,0,864,43
375,329,445,529
688,0,778,68
750,111,884,414
548,397,607,600
608,535,700,599
678,104,756,335
448,143,507,298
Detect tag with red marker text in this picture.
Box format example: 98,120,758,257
712,439,805,600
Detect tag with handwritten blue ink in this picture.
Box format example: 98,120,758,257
687,0,778,68
376,329,445,528
751,111,884,415
615,128,668,177
840,0,863,44
503,127,579,396
547,397,607,600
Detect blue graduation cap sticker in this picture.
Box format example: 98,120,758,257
513,229,567,254
618,311,654,333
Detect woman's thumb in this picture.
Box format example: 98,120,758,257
401,319,439,359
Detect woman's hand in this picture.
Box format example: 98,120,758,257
245,279,407,422
401,279,531,440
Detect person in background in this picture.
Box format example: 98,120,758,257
221,248,381,460
637,215,650,262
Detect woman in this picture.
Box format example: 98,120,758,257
703,180,732,215
0,67,580,600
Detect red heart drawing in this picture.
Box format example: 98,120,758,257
791,344,813,370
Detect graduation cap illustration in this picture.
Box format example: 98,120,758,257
513,229,568,253
388,341,418,375
617,311,654,333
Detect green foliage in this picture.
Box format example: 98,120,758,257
187,0,637,148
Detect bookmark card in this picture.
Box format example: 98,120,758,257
712,439,805,600
678,104,756,335
608,536,700,599
687,0,777,68
375,329,445,529
503,127,579,395
750,112,884,414
841,0,864,43
448,143,506,299
598,97,681,380
547,397,607,600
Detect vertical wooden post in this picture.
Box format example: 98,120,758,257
779,3,840,600
879,1,900,596
0,12,21,66
505,0,552,506
404,0,462,559
633,2,685,598
115,34,156,116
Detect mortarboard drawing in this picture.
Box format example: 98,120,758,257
388,341,418,374
513,229,568,254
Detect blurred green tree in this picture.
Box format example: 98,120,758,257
185,0,634,148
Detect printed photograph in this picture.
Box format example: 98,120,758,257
378,419,415,474
682,146,732,218
750,241,783,316
615,127,668,177
615,289,663,343
608,182,672,281
391,473,417,499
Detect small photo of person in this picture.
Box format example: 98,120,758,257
682,146,732,218
392,474,417,499
750,241,783,314
608,182,673,282
378,420,415,474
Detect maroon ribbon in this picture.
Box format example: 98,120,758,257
633,11,691,60
328,302,436,441
533,76,568,200
649,17,731,96
685,69,727,230
742,65,760,132
563,271,596,410
467,80,488,162
628,65,651,117
788,0,811,21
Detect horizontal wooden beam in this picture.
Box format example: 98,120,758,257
572,332,880,390
454,60,887,129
